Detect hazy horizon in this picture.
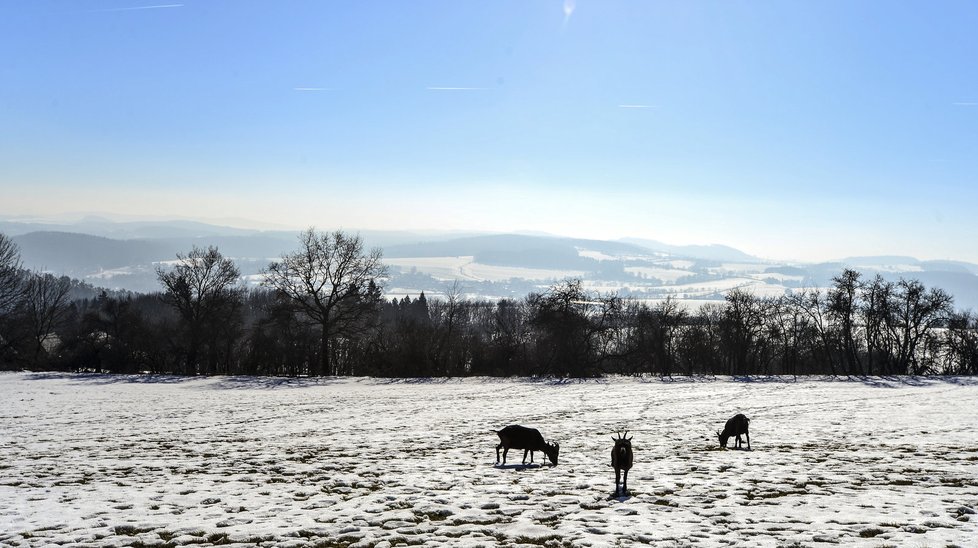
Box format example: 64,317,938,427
2,2,976,264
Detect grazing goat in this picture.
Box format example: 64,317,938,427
495,425,560,466
611,431,633,496
717,414,751,450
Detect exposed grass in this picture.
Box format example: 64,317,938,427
311,539,357,548
416,509,454,522
130,542,176,548
512,534,575,547
858,527,886,538
114,524,155,536
206,532,232,545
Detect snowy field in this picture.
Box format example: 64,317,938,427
2,373,977,547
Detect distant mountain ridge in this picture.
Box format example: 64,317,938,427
13,232,174,273
385,234,654,270
619,237,759,262
3,218,978,309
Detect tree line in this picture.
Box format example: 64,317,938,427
1,229,976,377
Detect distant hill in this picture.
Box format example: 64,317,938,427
385,234,653,269
619,237,759,262
0,217,259,239
3,219,978,309
13,232,176,274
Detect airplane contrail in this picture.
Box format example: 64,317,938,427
90,4,184,12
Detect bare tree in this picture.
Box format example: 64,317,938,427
0,233,25,315
157,246,242,375
22,273,73,368
790,287,837,376
861,274,894,375
944,311,978,375
263,228,387,376
828,269,864,375
886,279,953,375
769,294,809,377
720,289,770,376
429,281,469,376
626,297,686,377
527,279,623,377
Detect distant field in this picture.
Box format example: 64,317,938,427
2,374,977,547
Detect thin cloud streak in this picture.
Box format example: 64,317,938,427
89,4,184,12
426,87,487,91
618,104,655,109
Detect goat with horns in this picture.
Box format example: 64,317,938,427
611,431,633,497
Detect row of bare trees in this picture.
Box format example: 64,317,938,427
0,234,75,368
2,229,976,376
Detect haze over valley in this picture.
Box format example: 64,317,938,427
5,216,978,310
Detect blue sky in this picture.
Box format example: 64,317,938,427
1,1,976,262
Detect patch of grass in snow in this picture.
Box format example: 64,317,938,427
756,489,806,499
310,538,358,548
534,514,562,526
377,534,426,546
113,524,156,536
513,534,572,546
857,527,886,538
206,532,232,545
451,515,507,526
415,508,453,521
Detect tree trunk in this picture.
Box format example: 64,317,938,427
187,330,199,376
320,328,331,376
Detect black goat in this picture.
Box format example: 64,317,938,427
495,425,560,466
717,414,750,450
611,431,633,496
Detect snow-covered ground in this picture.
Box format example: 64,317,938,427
2,373,977,547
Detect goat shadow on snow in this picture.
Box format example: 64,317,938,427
493,463,549,471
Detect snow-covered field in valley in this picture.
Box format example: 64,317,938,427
2,373,977,547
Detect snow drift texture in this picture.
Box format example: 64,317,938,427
1,373,977,547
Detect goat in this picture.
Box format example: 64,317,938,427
495,425,559,466
611,431,633,496
717,414,750,450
